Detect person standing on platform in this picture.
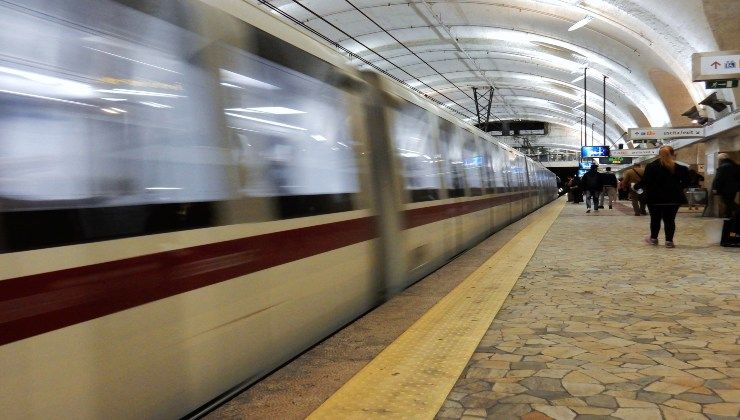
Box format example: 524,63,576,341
599,167,618,209
642,146,689,248
711,153,740,218
580,164,602,213
620,163,647,216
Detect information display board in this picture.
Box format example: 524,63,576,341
581,146,610,158
599,156,633,165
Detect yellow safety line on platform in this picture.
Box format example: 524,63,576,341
309,199,566,419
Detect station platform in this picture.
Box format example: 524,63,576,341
209,197,740,420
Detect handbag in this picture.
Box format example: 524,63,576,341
630,169,644,195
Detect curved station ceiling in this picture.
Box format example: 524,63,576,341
255,0,739,150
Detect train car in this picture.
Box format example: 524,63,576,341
0,0,557,418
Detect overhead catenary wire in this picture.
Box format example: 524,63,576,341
256,0,476,118
343,0,476,104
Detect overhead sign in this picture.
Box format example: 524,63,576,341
581,146,610,158
706,80,739,89
611,148,659,157
599,156,633,165
628,127,705,140
692,50,740,81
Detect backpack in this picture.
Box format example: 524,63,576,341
586,173,600,190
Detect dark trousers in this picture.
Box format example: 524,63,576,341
585,190,599,209
647,204,680,242
721,197,738,219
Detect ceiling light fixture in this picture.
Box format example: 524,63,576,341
568,16,593,32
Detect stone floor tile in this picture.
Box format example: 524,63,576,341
611,407,662,420
643,380,693,395
660,406,709,420
714,389,740,403
520,411,553,420
462,408,488,417
702,402,740,417
535,369,571,379
485,403,532,419
492,382,528,394
572,406,615,415
532,405,577,420
562,382,605,397
663,398,703,412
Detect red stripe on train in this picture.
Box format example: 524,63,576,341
0,192,534,346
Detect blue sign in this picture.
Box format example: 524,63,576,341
581,146,610,158
464,156,484,166
577,169,588,178
579,161,593,170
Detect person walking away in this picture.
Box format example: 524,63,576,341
711,153,740,218
620,163,647,216
580,164,603,213
642,146,689,248
599,167,618,209
685,168,705,210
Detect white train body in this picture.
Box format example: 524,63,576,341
0,1,557,418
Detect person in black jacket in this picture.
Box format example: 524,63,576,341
642,146,689,248
712,153,740,218
580,164,603,213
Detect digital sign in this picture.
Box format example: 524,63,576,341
577,169,588,178
579,161,593,170
599,156,633,165
581,146,610,158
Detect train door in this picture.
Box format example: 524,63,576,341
438,121,467,257
386,99,446,286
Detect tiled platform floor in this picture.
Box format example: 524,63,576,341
437,200,740,420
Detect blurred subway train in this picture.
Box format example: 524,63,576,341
0,0,557,418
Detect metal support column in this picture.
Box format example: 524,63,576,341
472,87,495,131
583,68,587,147
603,75,607,146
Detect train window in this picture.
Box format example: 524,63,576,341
491,145,510,193
0,0,231,211
391,103,441,202
438,121,466,198
218,45,360,218
461,132,484,196
482,141,496,194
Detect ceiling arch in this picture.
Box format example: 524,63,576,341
258,0,739,149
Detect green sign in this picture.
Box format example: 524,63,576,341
705,79,739,89
599,156,633,165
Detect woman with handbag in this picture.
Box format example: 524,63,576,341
642,146,689,248
620,163,647,216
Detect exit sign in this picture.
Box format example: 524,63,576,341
706,79,739,89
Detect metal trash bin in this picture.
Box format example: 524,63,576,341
687,188,707,204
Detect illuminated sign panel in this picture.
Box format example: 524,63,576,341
581,146,610,158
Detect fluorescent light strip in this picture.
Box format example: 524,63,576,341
96,89,184,98
225,107,305,115
140,101,172,109
101,97,127,101
225,112,307,131
310,134,328,141
145,187,182,190
0,89,95,107
85,47,181,74
568,16,593,32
